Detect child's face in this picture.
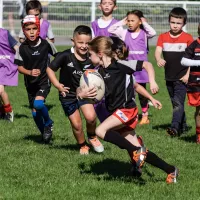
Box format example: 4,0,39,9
169,17,184,34
127,14,141,32
72,34,91,57
89,50,101,66
23,23,39,41
28,9,41,19
99,0,116,15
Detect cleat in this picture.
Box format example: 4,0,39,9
131,164,142,178
4,111,14,122
139,116,150,125
43,122,53,144
137,135,144,147
196,134,200,144
0,112,5,119
132,147,147,168
166,127,178,137
80,145,90,155
166,167,179,184
88,136,104,153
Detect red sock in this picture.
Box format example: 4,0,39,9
3,104,12,113
196,127,200,135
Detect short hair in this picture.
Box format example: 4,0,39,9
169,7,187,24
73,25,92,38
100,0,117,5
198,23,200,36
26,0,43,14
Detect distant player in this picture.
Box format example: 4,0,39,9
0,28,18,122
14,15,57,143
47,25,104,155
91,0,118,37
155,7,193,136
108,10,156,125
181,23,200,143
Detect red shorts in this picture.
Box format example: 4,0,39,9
187,92,200,107
112,107,138,131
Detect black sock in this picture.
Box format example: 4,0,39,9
146,150,175,174
78,141,88,148
104,130,139,153
87,132,96,139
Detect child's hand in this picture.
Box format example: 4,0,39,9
57,84,70,97
31,69,41,77
76,86,97,99
150,98,162,110
122,17,127,25
157,59,166,67
180,74,189,84
140,17,147,23
149,81,159,94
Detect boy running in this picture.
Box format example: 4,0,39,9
14,15,57,143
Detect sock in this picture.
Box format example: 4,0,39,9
87,132,96,139
3,104,12,113
145,150,175,174
40,105,52,126
196,127,200,135
104,130,139,153
78,141,88,148
32,111,44,134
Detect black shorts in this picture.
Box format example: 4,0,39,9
27,84,51,108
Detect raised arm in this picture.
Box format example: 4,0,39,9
141,18,156,38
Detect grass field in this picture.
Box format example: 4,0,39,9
0,46,199,200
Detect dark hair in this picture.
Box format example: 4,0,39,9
100,0,117,5
26,0,43,14
73,25,92,37
126,10,144,29
198,23,200,36
169,7,187,24
110,36,129,60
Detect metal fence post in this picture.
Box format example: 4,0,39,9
91,0,96,22
0,0,3,28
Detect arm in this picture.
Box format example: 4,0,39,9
108,18,127,40
76,86,97,100
46,67,70,96
47,24,55,43
180,67,190,84
141,18,156,38
155,46,166,67
18,66,41,76
134,83,162,109
181,57,200,67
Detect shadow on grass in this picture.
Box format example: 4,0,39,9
152,123,171,131
14,113,29,119
78,158,151,185
23,104,55,111
23,134,45,144
179,134,196,143
50,144,79,151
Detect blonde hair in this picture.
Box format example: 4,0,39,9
89,36,113,58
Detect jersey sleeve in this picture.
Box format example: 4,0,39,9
14,47,24,66
117,60,143,74
18,27,25,39
47,40,57,56
49,52,65,71
47,23,54,39
7,30,18,48
187,34,194,46
142,22,156,38
183,41,196,59
156,34,163,48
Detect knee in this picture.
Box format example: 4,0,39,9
0,86,5,96
33,100,44,110
86,115,96,125
95,126,105,139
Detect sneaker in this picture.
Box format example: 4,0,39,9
80,145,90,155
166,127,178,137
196,134,200,144
166,167,179,184
88,136,104,153
132,147,147,168
180,125,190,134
43,122,53,144
5,111,14,122
139,116,150,125
148,100,154,107
137,135,144,147
131,164,142,178
0,112,5,119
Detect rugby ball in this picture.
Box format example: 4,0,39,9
80,69,105,104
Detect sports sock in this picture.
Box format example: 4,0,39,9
3,104,12,113
40,105,52,126
145,150,175,174
78,141,88,148
32,111,44,134
196,127,200,135
104,130,139,153
87,132,96,139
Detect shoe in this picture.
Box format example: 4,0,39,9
137,135,144,147
88,136,104,153
166,167,179,184
0,112,5,119
80,145,90,155
180,125,190,134
139,116,150,125
196,134,200,144
166,127,178,137
132,147,147,168
4,111,14,122
43,122,53,144
131,164,142,178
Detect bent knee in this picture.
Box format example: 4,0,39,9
33,100,44,110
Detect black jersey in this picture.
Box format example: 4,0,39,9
14,38,57,89
98,60,143,113
49,48,93,102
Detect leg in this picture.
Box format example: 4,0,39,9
195,106,200,143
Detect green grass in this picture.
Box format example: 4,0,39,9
0,46,199,200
